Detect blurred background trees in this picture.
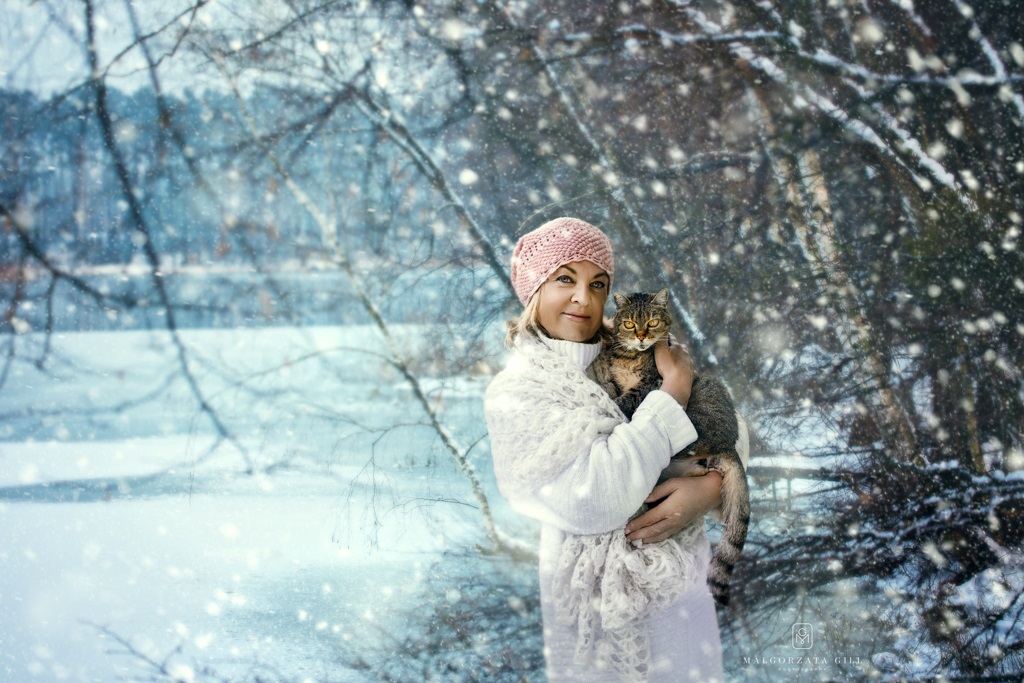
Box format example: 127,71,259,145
3,0,1023,679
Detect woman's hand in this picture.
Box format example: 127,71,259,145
624,473,723,544
654,336,694,408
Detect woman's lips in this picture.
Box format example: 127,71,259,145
563,312,590,322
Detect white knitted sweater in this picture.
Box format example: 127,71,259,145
485,332,712,681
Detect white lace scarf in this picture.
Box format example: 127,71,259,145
487,333,709,681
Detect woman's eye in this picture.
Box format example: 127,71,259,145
556,275,573,284
591,281,606,289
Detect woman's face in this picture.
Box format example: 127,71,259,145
536,260,610,342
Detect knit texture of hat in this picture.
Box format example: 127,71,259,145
510,217,615,306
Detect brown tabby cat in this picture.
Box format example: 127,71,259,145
592,288,750,608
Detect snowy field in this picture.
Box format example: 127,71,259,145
0,325,545,682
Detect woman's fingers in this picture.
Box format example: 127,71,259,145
625,508,680,544
628,519,676,545
625,481,687,542
625,474,724,543
654,340,694,406
654,338,693,378
644,478,680,503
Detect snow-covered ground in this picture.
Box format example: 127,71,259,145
0,325,542,682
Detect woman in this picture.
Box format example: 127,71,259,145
485,217,726,682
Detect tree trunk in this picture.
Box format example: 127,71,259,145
749,89,920,464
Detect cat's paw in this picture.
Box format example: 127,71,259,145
662,457,710,479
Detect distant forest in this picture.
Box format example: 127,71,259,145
0,85,439,269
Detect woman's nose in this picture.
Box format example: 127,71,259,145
571,285,590,305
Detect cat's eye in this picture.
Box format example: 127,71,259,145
648,319,661,328
623,321,635,330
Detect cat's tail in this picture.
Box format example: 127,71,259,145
707,450,750,608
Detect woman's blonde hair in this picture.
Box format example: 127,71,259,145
505,291,544,347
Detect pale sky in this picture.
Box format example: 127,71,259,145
1,0,222,95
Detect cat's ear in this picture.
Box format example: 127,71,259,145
653,288,670,306
613,292,629,308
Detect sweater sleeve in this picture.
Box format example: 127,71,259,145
486,374,698,535
534,390,697,534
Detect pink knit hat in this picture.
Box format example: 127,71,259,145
510,217,614,306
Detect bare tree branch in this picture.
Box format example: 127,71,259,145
211,45,532,560
82,0,250,470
